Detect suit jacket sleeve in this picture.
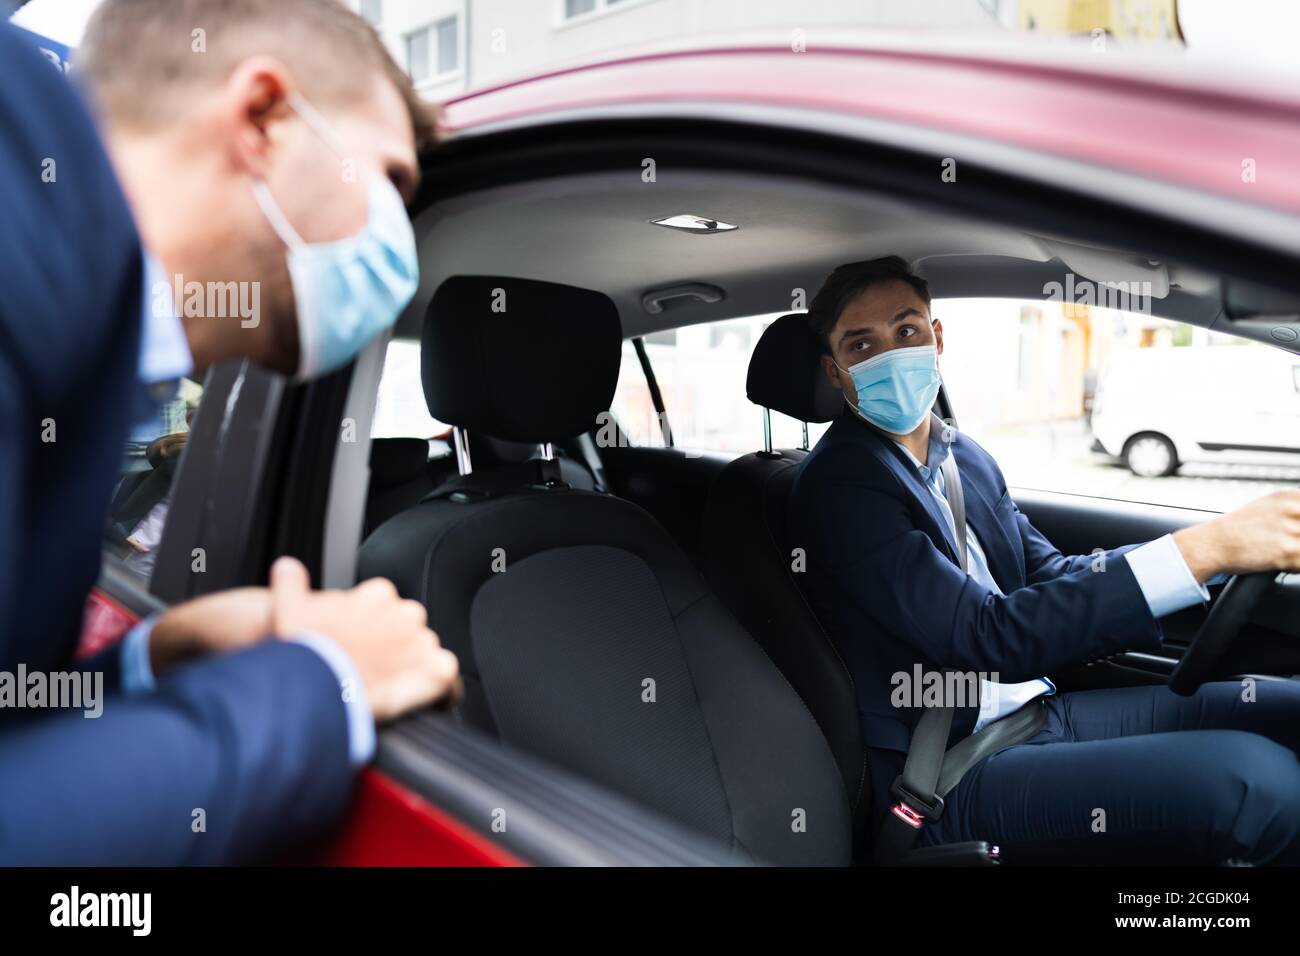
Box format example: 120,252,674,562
0,641,355,864
1004,493,1142,585
797,442,1163,682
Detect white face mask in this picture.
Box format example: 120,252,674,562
250,91,419,380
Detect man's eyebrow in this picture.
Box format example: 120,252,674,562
836,309,923,346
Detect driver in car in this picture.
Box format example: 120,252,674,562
788,256,1300,865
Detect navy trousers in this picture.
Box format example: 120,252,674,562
918,680,1300,864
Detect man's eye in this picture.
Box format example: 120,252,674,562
899,326,916,339
850,340,870,352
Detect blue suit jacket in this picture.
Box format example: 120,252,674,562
787,408,1164,763
0,26,353,864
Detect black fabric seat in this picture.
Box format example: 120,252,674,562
365,437,452,536
701,314,872,850
359,278,850,865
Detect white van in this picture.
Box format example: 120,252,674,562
1091,345,1300,477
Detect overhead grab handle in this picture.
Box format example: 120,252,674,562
641,282,726,315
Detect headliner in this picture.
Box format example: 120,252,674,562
394,169,1291,350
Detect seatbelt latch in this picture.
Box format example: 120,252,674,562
888,775,946,827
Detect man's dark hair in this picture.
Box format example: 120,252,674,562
806,256,931,352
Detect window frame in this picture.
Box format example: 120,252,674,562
557,0,658,29
406,15,461,88
404,25,431,84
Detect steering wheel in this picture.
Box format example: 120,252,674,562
1167,571,1277,696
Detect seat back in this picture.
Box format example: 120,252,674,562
701,314,871,844
365,437,451,536
359,279,850,865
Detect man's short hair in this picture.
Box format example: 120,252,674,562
806,256,931,352
78,0,439,151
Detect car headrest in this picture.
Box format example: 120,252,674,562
746,314,843,423
422,276,623,443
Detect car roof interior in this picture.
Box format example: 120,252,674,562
391,169,1300,350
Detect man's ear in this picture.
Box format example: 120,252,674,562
819,353,842,389
220,56,297,180
932,317,944,357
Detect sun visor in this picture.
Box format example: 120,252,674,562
1039,238,1171,299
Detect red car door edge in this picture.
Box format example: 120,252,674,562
82,587,518,866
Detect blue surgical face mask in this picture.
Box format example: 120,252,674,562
251,92,419,381
835,344,942,435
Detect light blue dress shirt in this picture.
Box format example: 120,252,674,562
895,421,1211,733
118,254,376,766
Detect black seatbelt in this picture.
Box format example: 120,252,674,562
875,442,1045,864
939,453,967,572
574,432,609,493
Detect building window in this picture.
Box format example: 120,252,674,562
406,16,458,83
435,16,458,74
405,27,429,83
563,0,634,21
359,0,382,26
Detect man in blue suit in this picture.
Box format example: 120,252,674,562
788,256,1300,864
0,0,458,864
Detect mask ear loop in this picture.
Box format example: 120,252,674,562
287,90,349,159
248,90,347,250
250,179,305,250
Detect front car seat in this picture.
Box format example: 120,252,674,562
359,277,850,865
700,314,872,849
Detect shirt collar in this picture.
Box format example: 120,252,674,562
139,252,194,391
891,414,953,482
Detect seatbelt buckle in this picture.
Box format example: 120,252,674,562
888,776,945,826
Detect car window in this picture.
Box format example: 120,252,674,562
619,301,1300,514
934,298,1300,513
371,338,448,440
610,314,831,454
607,340,662,447
102,375,205,583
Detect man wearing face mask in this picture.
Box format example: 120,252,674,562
0,0,459,864
788,256,1300,864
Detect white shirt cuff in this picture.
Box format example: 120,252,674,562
120,614,158,694
1127,534,1211,619
288,632,377,767
121,616,374,765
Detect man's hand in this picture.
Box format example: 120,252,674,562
125,536,151,554
270,557,460,722
149,587,275,675
1173,489,1300,582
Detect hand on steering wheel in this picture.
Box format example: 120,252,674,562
1167,489,1300,695
1168,571,1278,696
